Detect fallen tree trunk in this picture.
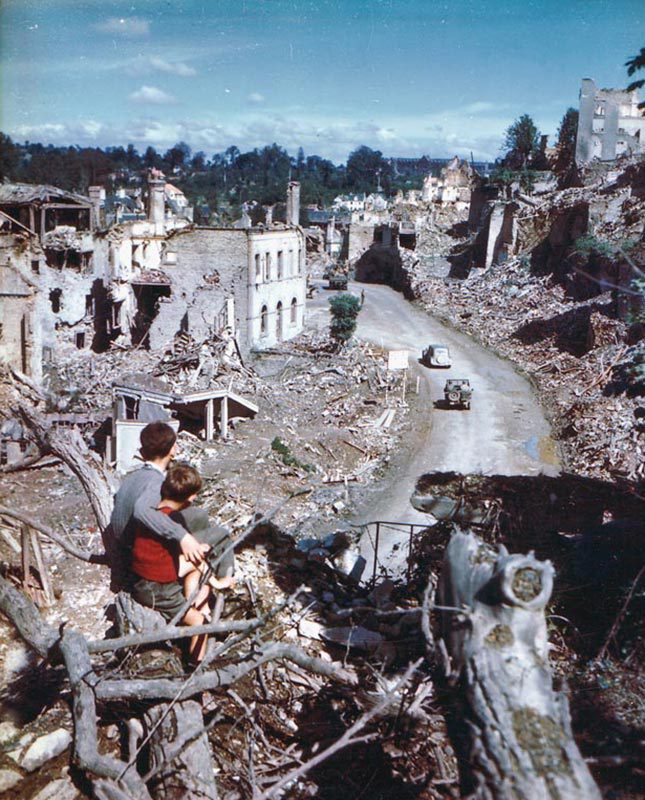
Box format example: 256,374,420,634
144,701,218,800
436,530,601,800
113,592,219,800
15,401,114,530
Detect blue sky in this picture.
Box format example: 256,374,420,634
1,0,643,162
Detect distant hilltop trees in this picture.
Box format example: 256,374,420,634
0,136,448,217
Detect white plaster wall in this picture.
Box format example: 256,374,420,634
247,229,306,348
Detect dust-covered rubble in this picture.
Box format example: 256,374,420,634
401,157,645,483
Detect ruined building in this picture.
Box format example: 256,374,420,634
0,176,307,379
576,78,645,164
422,156,475,206
0,184,95,379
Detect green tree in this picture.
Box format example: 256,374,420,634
190,151,207,172
329,293,361,344
164,141,191,172
346,145,391,193
503,114,540,169
554,107,579,173
143,146,162,169
626,46,645,108
0,133,21,181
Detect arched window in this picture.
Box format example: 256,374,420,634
276,301,283,341
260,305,268,336
290,297,297,324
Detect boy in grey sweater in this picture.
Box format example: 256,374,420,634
105,422,208,591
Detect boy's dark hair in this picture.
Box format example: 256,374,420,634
161,463,203,503
139,422,177,461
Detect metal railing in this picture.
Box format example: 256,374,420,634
350,519,433,582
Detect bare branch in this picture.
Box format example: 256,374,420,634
96,642,357,703
597,563,645,661
59,627,153,799
421,572,437,664
0,505,101,563
87,615,261,654
255,659,423,800
0,453,60,474
617,245,645,282
14,401,114,530
0,574,60,658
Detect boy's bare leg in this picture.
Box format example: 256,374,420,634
184,567,211,616
183,606,207,662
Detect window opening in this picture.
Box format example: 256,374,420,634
49,288,62,313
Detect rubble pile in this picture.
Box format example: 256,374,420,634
402,158,645,483
175,333,413,539
27,323,412,543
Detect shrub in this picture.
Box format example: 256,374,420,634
271,437,314,473
329,293,361,343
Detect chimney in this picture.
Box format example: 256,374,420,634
286,181,300,226
88,185,105,230
147,173,166,226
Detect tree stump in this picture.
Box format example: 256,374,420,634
436,530,601,800
114,593,218,800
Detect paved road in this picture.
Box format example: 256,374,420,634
307,281,559,574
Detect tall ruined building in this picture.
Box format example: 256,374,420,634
575,77,645,164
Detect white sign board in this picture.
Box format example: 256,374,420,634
387,349,409,371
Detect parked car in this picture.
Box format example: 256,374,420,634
422,343,452,368
443,378,473,409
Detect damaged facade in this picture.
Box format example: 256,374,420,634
0,177,307,378
421,156,475,207
576,78,645,164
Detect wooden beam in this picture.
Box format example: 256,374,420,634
205,398,214,441
41,203,92,210
29,528,55,606
21,524,31,593
220,396,229,440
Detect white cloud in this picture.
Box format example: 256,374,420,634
124,56,197,78
149,57,196,77
464,101,496,114
78,120,104,137
247,92,265,105
6,105,535,162
129,85,176,105
94,17,150,37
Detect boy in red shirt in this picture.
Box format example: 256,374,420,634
131,463,234,663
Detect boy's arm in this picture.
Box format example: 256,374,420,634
133,487,209,564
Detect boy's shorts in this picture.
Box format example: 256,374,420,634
132,577,186,622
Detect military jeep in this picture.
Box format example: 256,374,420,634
327,274,348,290
443,378,473,409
